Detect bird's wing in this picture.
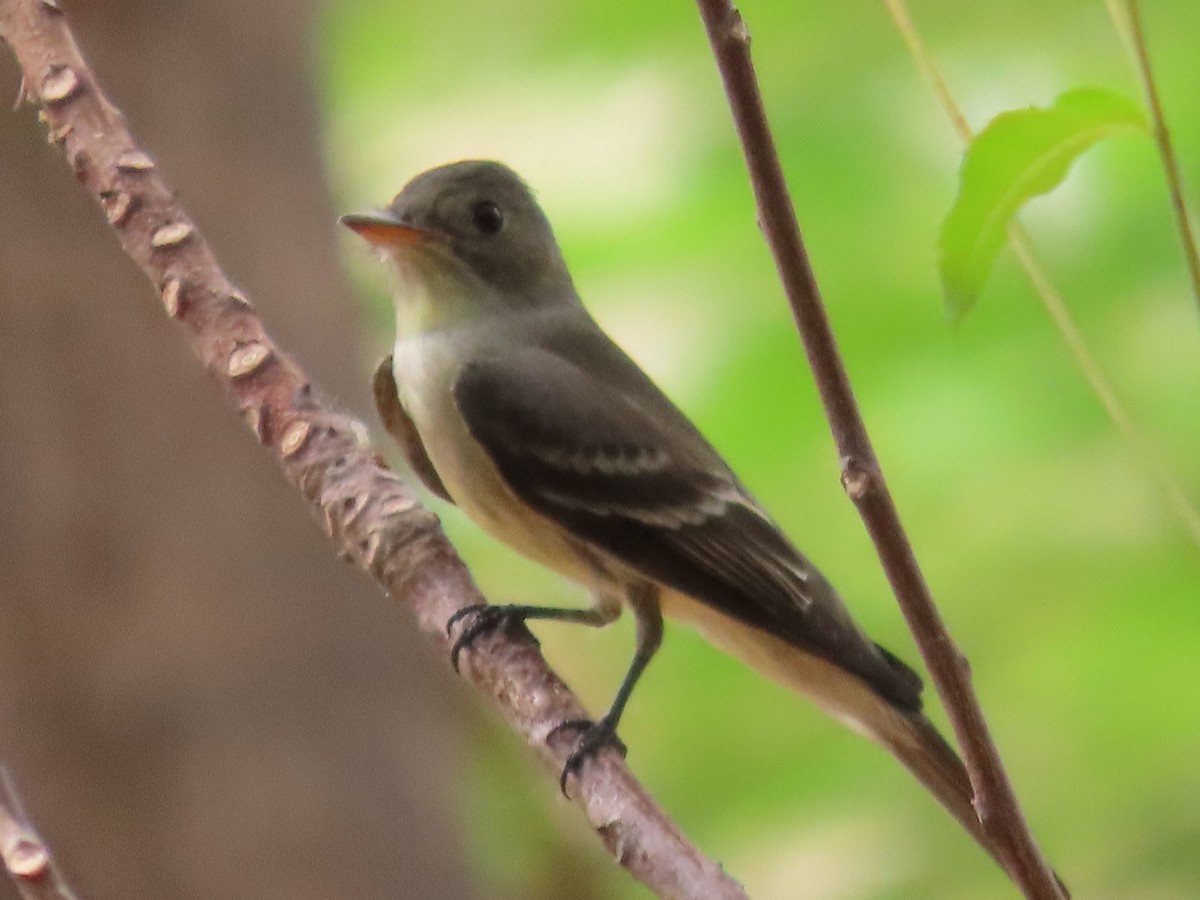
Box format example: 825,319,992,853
373,355,454,503
452,342,922,710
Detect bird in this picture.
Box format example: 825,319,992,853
342,158,1007,873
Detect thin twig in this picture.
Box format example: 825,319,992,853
1109,0,1200,317
884,0,1200,548
694,1,1064,897
0,769,80,900
1008,228,1200,543
0,3,747,898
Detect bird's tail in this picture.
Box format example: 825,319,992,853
872,709,1002,867
873,708,1069,897
659,590,1066,893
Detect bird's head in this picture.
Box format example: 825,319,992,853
342,160,576,330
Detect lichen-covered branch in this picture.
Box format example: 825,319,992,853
0,2,746,897
693,1,1064,897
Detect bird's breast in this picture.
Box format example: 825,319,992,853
390,331,598,587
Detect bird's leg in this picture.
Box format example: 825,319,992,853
446,585,622,672
555,581,663,794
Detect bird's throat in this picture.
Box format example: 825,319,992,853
384,245,492,339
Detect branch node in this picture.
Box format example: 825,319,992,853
150,220,194,249
12,74,28,111
348,416,371,450
242,404,265,442
100,188,133,225
46,120,71,144
115,149,155,172
598,819,631,864
954,646,973,678
726,8,750,45
279,419,312,458
67,147,88,178
333,491,369,532
227,340,273,378
1,832,48,880
40,64,78,103
838,454,875,500
376,491,419,519
160,277,183,318
359,529,384,569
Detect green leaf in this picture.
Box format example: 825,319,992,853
938,88,1147,320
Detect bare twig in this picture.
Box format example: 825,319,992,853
0,3,747,898
1109,0,1200,317
1006,229,1200,545
0,769,80,900
694,1,1064,897
885,0,1200,550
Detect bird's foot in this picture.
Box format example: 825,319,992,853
445,603,540,672
550,715,627,796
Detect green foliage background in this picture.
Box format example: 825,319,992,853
320,2,1200,897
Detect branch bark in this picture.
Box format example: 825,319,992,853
0,771,79,900
0,3,746,898
693,1,1065,897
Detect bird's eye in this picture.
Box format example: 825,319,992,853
471,200,504,235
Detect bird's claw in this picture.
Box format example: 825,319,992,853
445,603,537,672
550,716,627,796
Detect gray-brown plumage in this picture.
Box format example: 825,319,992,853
347,159,1011,876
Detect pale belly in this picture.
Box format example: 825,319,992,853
389,335,900,746
391,333,598,589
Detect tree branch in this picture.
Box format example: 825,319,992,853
0,770,80,900
693,1,1064,897
0,3,746,898
1115,0,1200,318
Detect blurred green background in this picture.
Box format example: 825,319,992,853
323,1,1199,897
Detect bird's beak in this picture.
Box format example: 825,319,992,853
340,210,431,247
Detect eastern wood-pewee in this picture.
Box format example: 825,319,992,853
343,159,1003,869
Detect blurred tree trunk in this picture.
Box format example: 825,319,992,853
0,2,480,898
